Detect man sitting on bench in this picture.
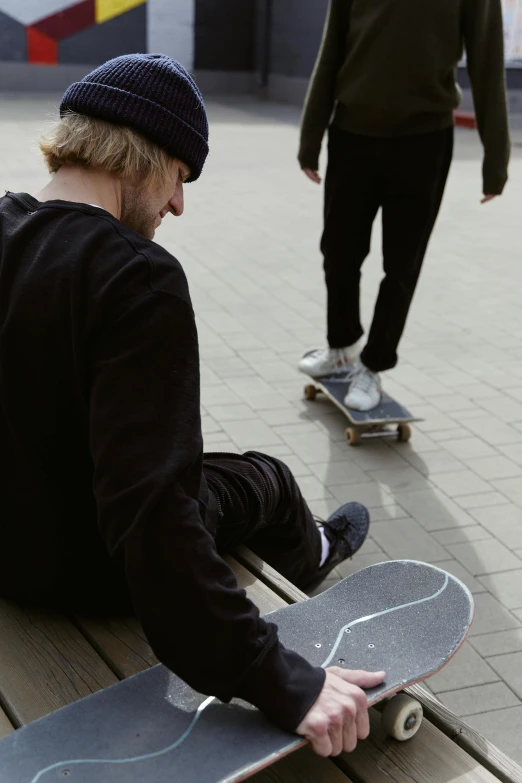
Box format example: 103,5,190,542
0,54,384,757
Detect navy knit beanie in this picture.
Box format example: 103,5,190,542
60,54,209,182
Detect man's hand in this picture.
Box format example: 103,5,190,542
296,667,386,757
481,194,497,204
303,168,322,184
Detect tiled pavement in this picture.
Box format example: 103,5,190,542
3,94,522,763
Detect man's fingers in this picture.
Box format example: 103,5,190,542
298,669,384,758
307,721,333,757
342,714,358,753
332,668,386,689
328,717,344,756
302,168,322,184
309,733,333,757
355,698,371,741
481,194,497,203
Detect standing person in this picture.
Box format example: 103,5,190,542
0,54,385,758
298,0,510,410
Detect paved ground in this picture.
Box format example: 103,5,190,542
2,93,522,764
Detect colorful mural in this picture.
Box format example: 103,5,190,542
0,0,147,65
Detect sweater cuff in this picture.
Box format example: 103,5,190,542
298,131,324,172
298,152,320,171
483,172,507,196
236,640,326,733
483,159,508,196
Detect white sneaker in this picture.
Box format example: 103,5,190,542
298,345,359,378
344,363,382,411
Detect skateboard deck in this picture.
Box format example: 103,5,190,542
0,560,473,783
304,371,421,445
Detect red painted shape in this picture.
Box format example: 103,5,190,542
33,0,95,41
454,110,477,129
27,27,58,64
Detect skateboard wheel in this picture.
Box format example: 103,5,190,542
346,427,361,446
381,694,423,741
304,384,318,401
397,423,412,443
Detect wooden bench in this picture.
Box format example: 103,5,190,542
1,548,521,783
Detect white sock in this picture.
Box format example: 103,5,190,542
319,526,331,567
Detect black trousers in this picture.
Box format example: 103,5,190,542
16,451,321,616
322,124,454,372
204,451,322,590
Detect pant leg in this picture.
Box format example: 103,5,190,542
203,451,321,590
321,126,381,348
361,127,454,372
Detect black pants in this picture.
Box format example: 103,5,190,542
204,451,321,590
322,125,454,372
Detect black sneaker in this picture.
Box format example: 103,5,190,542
304,502,370,592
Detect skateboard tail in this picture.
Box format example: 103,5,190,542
29,695,218,783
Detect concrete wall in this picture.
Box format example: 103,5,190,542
264,0,326,104
193,0,257,94
269,0,327,79
0,0,260,93
148,0,195,68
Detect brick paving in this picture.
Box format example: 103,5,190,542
2,93,522,763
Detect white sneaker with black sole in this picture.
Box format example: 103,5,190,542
298,343,360,378
344,361,382,411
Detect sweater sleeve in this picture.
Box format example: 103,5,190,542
463,0,510,195
298,0,348,170
88,289,325,732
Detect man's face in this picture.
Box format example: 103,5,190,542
120,158,191,240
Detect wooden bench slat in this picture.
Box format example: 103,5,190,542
407,683,522,783
0,598,117,726
74,614,158,680
0,706,13,738
226,556,289,612
250,745,354,782
235,546,306,604
336,708,499,783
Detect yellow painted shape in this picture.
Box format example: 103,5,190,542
95,0,146,25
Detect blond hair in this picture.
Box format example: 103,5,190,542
39,112,174,187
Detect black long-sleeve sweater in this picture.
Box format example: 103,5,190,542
0,192,325,731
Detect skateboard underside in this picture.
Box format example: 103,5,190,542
0,561,473,783
303,373,421,445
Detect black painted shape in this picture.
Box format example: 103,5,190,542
194,0,256,71
0,561,472,783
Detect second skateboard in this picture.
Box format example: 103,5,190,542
304,371,420,446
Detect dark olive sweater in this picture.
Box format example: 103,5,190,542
299,0,510,195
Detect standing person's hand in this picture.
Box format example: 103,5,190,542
296,667,386,757
481,194,497,204
303,168,322,184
